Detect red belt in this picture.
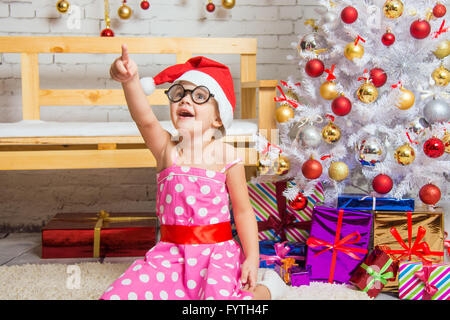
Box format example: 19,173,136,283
160,222,233,244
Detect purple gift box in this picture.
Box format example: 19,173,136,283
274,261,311,287
306,206,372,284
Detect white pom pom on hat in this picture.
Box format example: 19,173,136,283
139,56,235,131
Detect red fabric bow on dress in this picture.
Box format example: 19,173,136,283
414,264,438,300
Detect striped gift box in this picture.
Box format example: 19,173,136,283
248,180,324,243
398,261,450,300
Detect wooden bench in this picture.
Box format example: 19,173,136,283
0,37,278,175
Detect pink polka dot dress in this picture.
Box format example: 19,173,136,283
100,154,254,300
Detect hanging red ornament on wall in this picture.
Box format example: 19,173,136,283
423,137,445,158
433,3,447,18
305,59,324,77
381,30,396,46
206,1,215,12
369,68,387,87
372,174,393,194
140,0,150,10
331,95,352,116
341,6,358,24
289,192,309,210
410,19,431,39
101,28,115,37
419,183,441,205
101,0,114,37
302,157,323,180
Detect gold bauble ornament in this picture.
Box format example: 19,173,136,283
257,159,270,175
118,3,132,19
275,105,294,123
328,161,349,181
344,42,364,61
56,0,70,13
383,0,404,19
394,143,416,165
320,81,339,100
357,81,378,104
222,0,236,9
322,122,341,144
434,40,450,60
395,88,415,110
443,133,450,153
280,90,299,106
432,65,449,87
273,155,290,175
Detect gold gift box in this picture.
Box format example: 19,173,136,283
373,208,445,292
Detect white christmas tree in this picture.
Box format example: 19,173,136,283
254,0,449,207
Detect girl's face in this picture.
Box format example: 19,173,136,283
169,81,223,135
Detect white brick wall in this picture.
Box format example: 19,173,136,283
0,0,323,230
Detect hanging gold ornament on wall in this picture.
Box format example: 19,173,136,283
395,88,415,110
432,65,449,87
394,143,416,165
56,0,70,13
276,105,295,123
320,81,339,100
357,81,378,104
328,161,349,181
434,40,450,60
344,41,364,60
383,0,404,19
118,1,132,19
322,121,341,144
222,0,236,9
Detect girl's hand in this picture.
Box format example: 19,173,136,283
240,256,259,291
110,44,138,83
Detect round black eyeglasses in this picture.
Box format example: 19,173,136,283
164,84,214,104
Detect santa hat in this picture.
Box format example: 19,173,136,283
140,56,235,132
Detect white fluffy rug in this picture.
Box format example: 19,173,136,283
0,262,371,300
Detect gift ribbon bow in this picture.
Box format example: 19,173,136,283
280,257,298,284
432,20,448,39
360,260,394,293
357,69,369,82
274,85,300,109
414,264,438,300
324,64,336,81
259,241,305,266
383,211,444,263
306,209,368,283
354,35,366,46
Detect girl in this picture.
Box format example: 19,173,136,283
100,45,288,300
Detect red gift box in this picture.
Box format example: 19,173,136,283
41,210,157,259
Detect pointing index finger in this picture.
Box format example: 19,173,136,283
121,44,129,63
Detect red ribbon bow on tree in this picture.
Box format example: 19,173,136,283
354,35,366,46
324,64,336,81
432,20,449,39
274,85,300,109
414,264,438,300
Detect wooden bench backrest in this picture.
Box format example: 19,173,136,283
0,36,257,120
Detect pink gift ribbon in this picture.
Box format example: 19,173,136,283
260,241,305,266
414,264,438,300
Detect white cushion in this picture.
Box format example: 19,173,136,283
0,119,258,138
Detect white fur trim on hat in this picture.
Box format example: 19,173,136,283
175,70,234,131
140,77,156,96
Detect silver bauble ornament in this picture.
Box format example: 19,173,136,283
298,33,328,54
408,117,431,136
323,12,339,30
423,99,449,123
296,125,322,148
355,137,386,167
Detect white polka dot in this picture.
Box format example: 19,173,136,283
181,166,190,173
139,274,150,283
186,195,196,205
200,185,211,194
226,251,234,258
175,183,184,192
244,296,252,300
210,217,219,224
166,194,172,204
161,260,171,268
172,272,179,282
218,241,225,246
145,291,153,300
187,280,197,289
221,205,228,213
110,295,120,300
128,292,138,300
225,263,234,269
201,248,211,255
160,290,168,300
132,264,142,271
121,279,132,285
220,186,226,192
170,246,179,255
175,290,185,298
187,258,197,266
212,254,223,260
198,208,208,217
222,275,231,282
159,184,164,192
159,205,164,213
207,278,218,285
154,255,163,258
212,196,221,204
206,296,215,300
105,286,114,292
175,206,184,215
200,269,207,277
178,257,185,263
220,289,230,297
167,173,174,180
189,176,198,182
206,170,216,178
148,261,157,269
156,272,165,282
161,216,166,224
212,263,221,268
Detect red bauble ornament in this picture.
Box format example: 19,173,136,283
302,158,323,180
289,192,309,210
101,28,114,37
140,0,150,10
410,20,431,39
369,68,387,88
433,3,447,18
341,6,358,24
206,2,215,12
423,137,445,158
372,174,393,194
419,183,441,205
305,59,324,78
331,96,352,116
381,31,395,46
